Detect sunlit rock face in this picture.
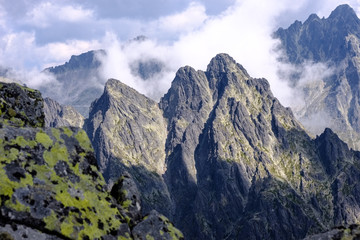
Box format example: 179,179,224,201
275,4,360,150
84,78,172,216
86,53,360,239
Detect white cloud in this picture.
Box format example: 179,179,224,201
0,30,101,71
98,33,175,99
25,2,94,28
154,2,208,34
98,0,297,103
39,39,101,68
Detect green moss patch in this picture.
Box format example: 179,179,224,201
36,131,53,149
0,127,131,239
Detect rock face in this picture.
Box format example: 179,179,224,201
275,4,360,150
43,97,84,128
0,82,183,240
41,50,106,117
85,79,172,216
86,53,360,239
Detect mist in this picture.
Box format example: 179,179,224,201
96,0,358,107
97,0,297,104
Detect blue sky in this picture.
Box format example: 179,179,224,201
0,0,359,104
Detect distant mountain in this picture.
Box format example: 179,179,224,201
41,50,106,117
86,53,360,239
275,4,360,150
41,43,165,117
276,4,360,64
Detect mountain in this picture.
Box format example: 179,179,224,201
41,50,106,117
84,78,172,216
0,82,183,239
44,97,85,128
86,53,360,239
40,37,166,117
275,4,360,150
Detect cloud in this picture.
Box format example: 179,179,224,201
97,33,175,99
153,2,208,34
97,0,296,103
25,2,94,28
277,61,336,109
0,30,101,70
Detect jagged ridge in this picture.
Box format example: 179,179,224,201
86,53,360,239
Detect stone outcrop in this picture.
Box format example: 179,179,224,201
0,82,44,128
304,224,360,240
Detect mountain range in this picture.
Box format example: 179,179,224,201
84,52,360,239
2,3,360,240
275,4,360,151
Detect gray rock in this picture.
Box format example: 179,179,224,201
132,210,184,240
111,173,142,223
304,224,360,239
43,97,84,128
0,223,62,240
85,78,172,216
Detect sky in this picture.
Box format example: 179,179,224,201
0,0,360,105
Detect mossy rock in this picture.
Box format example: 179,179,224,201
132,210,184,240
0,82,44,128
0,126,131,239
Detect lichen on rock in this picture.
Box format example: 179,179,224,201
0,82,44,128
0,126,131,239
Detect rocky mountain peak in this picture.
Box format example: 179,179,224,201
46,50,105,74
275,4,360,64
206,53,249,79
43,97,84,128
0,81,183,239
304,13,321,23
328,4,359,22
275,4,360,150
